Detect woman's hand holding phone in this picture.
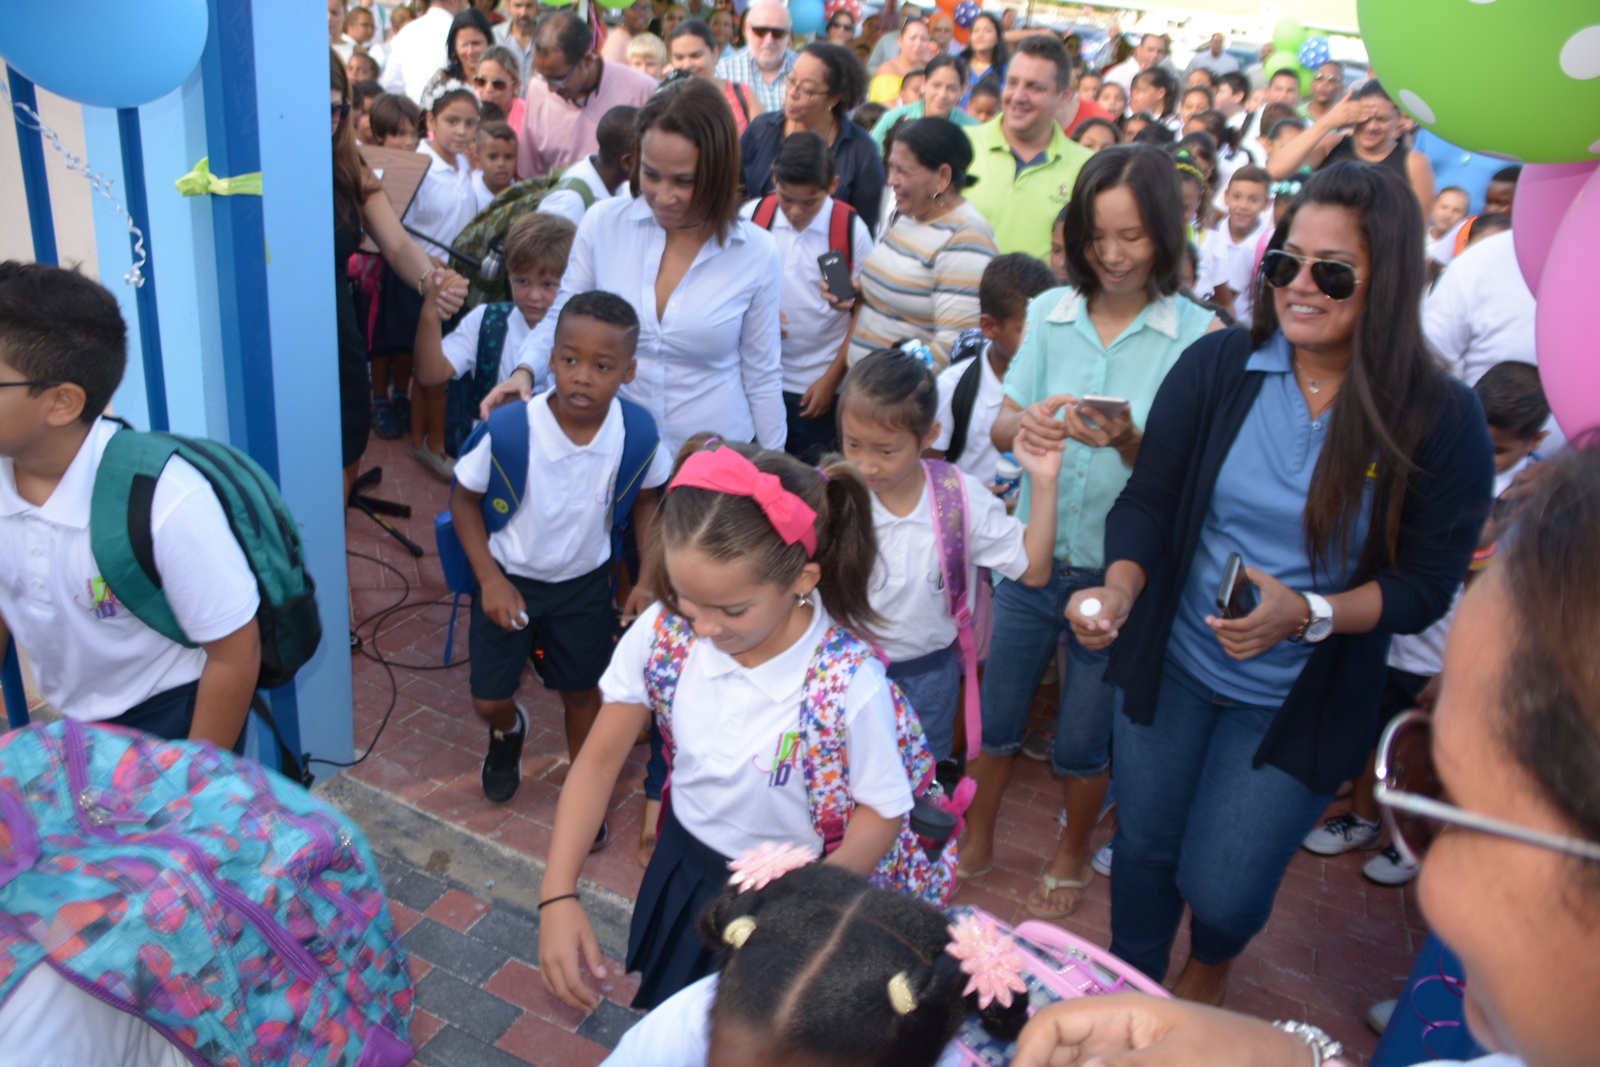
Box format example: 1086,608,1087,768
1062,397,1137,453
1205,567,1312,660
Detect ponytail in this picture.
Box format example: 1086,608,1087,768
648,437,882,638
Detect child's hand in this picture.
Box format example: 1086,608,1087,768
538,899,608,1012
433,267,469,319
1020,395,1073,450
798,366,843,418
620,586,651,627
819,277,856,312
481,575,529,633
1013,427,1062,481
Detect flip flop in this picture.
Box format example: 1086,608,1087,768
955,860,994,882
1027,866,1095,920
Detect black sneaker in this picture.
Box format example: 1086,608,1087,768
371,399,402,439
481,707,527,804
392,394,412,433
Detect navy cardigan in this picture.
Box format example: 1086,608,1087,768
739,111,887,234
1103,328,1494,793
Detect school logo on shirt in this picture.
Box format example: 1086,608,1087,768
754,730,802,788
73,577,120,619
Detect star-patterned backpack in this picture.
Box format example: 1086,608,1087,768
644,610,964,906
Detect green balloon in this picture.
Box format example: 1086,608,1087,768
1358,0,1600,163
1264,50,1311,96
1272,18,1307,53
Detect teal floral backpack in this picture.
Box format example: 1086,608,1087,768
0,720,413,1066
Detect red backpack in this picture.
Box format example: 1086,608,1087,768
750,194,858,274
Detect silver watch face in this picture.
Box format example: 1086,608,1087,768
1305,615,1334,642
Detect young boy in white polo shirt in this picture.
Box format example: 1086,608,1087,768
0,262,261,749
451,291,672,827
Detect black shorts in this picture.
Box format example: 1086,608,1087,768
469,561,616,698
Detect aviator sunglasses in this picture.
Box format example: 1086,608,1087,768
1261,248,1365,301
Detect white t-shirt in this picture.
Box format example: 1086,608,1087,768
536,155,622,229
402,142,479,258
931,348,1006,486
602,974,966,1067
868,471,1030,662
1422,230,1535,386
439,302,536,383
1197,216,1270,327
454,390,673,582
600,602,914,858
738,196,874,396
0,419,260,722
0,965,189,1067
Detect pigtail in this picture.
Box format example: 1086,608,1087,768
814,455,883,639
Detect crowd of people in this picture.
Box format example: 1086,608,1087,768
0,3,1582,1066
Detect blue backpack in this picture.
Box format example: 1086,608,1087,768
0,719,413,1066
433,395,661,661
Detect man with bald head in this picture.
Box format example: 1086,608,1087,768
715,0,797,113
518,8,655,178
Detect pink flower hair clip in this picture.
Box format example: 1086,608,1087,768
945,911,1030,1009
727,841,817,893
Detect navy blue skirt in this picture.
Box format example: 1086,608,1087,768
626,803,730,1010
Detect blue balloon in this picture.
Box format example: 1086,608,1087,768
954,0,981,29
1298,36,1331,71
0,0,207,109
790,0,826,37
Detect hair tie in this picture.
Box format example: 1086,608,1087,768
895,338,936,367
945,912,1029,1009
887,972,918,1015
669,448,819,556
723,916,757,949
727,841,817,893
1175,161,1206,185
815,466,830,482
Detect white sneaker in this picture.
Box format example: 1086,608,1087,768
1302,812,1382,856
1091,843,1113,877
1363,844,1421,886
1367,998,1397,1035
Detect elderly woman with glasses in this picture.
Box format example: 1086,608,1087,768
1014,441,1600,1067
739,41,885,233
1061,161,1494,1005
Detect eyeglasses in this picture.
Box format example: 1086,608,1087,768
1261,248,1365,301
472,76,511,91
0,379,64,389
748,25,789,38
829,19,855,31
784,74,828,99
1313,73,1342,83
331,102,351,125
1375,709,1600,869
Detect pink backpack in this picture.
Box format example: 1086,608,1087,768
643,611,963,906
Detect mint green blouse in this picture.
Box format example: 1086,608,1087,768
1003,287,1216,568
870,101,979,151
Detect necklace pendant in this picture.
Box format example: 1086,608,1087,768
1308,380,1321,393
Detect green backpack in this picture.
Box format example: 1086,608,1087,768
88,426,322,745
451,170,596,309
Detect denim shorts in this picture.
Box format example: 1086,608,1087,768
886,644,962,763
977,563,1116,777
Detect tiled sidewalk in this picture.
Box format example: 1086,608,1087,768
344,435,1428,1063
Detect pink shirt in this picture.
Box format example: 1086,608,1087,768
517,60,655,179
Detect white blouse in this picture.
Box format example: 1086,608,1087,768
600,602,914,859
511,195,786,456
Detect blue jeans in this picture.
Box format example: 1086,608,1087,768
1110,657,1334,980
979,564,1114,777
886,645,961,762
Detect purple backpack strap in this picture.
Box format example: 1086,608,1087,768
921,459,981,763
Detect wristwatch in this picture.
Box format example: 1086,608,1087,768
1292,592,1334,644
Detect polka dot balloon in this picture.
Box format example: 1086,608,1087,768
1358,0,1600,163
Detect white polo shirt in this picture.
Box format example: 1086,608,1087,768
536,155,622,229
454,390,672,583
440,302,535,382
1197,215,1271,327
403,142,479,258
931,346,1006,485
868,470,1030,662
0,419,259,722
600,602,914,859
738,196,875,396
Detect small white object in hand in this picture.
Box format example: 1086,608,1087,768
514,611,530,629
1080,597,1102,619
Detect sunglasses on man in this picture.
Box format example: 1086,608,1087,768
748,25,789,38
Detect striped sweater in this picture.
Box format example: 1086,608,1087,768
848,199,998,369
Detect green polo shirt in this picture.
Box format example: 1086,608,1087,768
964,118,1093,261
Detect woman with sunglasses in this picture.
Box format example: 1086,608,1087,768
472,44,524,132
1063,161,1494,1005
418,8,493,111
825,9,856,44
1017,443,1600,1067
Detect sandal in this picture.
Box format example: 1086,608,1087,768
955,859,994,882
1027,865,1095,920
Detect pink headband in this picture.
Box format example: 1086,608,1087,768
669,447,819,557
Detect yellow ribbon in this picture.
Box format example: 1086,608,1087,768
175,157,263,197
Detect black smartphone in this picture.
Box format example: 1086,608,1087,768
1216,552,1259,619
818,250,853,301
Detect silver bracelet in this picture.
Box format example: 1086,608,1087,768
1273,1021,1343,1067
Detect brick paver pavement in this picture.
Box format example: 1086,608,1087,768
344,436,1430,1064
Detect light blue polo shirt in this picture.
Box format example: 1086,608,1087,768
1168,331,1373,706
1003,286,1215,569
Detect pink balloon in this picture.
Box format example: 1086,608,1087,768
1535,166,1600,441
1514,162,1597,294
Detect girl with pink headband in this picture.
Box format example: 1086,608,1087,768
536,437,928,1014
